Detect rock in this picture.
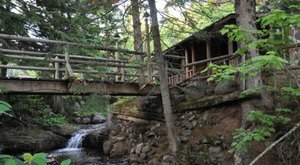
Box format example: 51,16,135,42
74,102,81,111
112,141,128,156
135,143,144,154
142,145,151,153
182,120,193,130
180,136,189,142
103,140,113,154
92,114,106,124
82,117,91,124
83,126,108,148
140,152,147,159
208,146,222,153
0,128,67,153
162,154,176,164
130,154,142,162
215,80,238,95
148,158,160,165
182,129,192,136
74,117,81,124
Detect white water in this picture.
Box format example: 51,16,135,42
62,123,107,151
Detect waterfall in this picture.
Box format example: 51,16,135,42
66,130,89,148
63,123,107,150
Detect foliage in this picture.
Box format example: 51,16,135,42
230,110,291,153
113,96,136,106
206,5,300,153
0,100,12,117
12,96,67,127
0,153,71,165
74,94,109,117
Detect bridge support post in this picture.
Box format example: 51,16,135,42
53,56,64,114
64,45,74,78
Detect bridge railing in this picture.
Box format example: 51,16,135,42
0,34,149,83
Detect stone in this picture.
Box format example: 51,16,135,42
208,146,222,154
182,120,193,130
148,158,160,165
74,102,81,111
130,154,142,162
112,141,128,156
188,115,195,121
0,128,67,153
140,152,147,159
74,117,81,124
192,120,197,128
215,80,238,95
180,136,189,142
182,129,192,136
83,127,108,148
103,140,113,154
142,145,151,153
81,117,91,124
135,143,144,154
92,114,106,124
162,155,176,164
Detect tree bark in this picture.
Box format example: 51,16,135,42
131,0,145,84
235,0,263,164
148,0,180,154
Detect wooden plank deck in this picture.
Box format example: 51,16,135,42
0,78,160,96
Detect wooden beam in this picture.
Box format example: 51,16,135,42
0,78,160,95
0,33,145,55
163,54,185,59
0,48,128,63
192,46,196,73
184,54,234,67
185,49,189,73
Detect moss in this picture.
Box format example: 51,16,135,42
174,92,241,112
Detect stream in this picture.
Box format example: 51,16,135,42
47,123,124,165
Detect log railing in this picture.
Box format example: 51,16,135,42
0,34,147,82
167,53,238,85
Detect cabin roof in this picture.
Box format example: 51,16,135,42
163,13,266,55
163,13,237,55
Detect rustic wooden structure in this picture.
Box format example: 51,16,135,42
0,34,160,95
164,13,239,85
164,13,300,86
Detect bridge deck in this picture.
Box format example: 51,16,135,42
0,78,160,96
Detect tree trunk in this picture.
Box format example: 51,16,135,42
235,0,272,164
131,0,145,84
148,0,180,154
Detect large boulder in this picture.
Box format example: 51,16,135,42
215,80,238,95
92,114,106,124
82,127,109,148
0,128,67,153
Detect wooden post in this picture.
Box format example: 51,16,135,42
191,46,196,74
206,40,211,75
185,49,189,77
228,39,237,66
64,45,74,78
145,13,153,82
54,56,60,79
115,41,121,82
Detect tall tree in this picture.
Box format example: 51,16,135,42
148,0,180,154
131,0,145,84
234,0,270,164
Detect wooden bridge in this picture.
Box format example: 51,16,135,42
0,34,160,95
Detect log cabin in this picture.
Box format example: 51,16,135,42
163,13,300,86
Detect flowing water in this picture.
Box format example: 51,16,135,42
48,123,124,165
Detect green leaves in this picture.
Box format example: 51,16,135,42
0,153,71,165
60,159,71,165
0,100,12,116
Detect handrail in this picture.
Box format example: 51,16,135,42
0,34,145,55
